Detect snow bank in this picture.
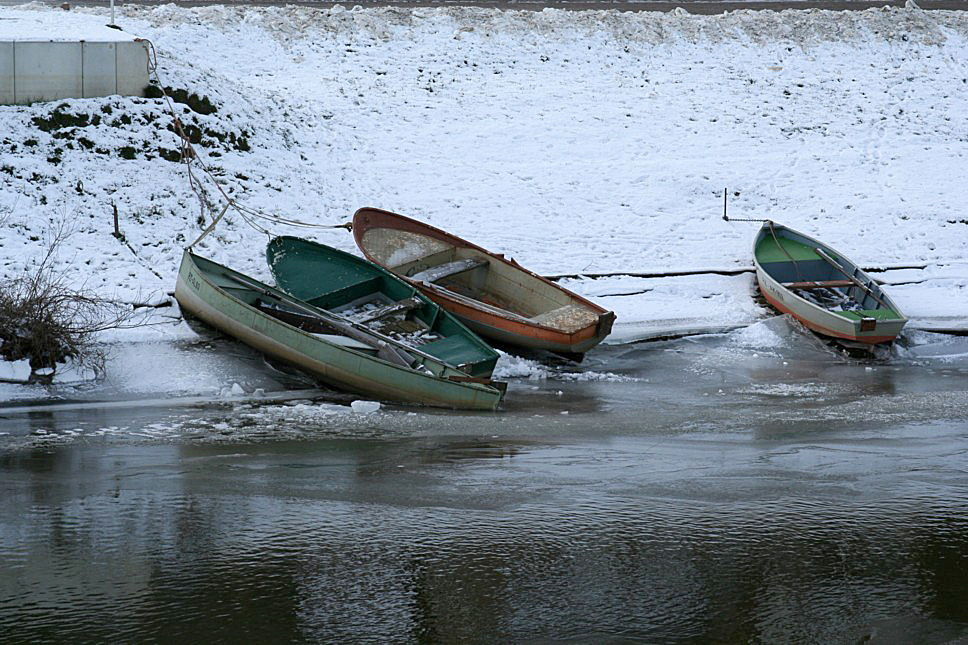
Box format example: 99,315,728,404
1,3,967,393
0,8,140,40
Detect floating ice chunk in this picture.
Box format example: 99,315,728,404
729,320,786,349
351,400,381,414
493,352,551,380
219,384,245,398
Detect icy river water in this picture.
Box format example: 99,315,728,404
2,319,967,643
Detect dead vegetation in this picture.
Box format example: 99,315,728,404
0,223,144,384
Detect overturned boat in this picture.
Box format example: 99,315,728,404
174,250,505,410
753,222,907,344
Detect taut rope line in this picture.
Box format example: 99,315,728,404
720,188,803,283
140,39,351,249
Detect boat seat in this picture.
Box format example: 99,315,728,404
304,276,383,310
782,280,854,289
410,258,488,284
355,297,423,323
530,304,599,334
311,333,377,352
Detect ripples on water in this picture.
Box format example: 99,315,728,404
3,429,968,642
3,482,967,642
1,328,967,642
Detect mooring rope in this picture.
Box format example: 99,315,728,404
720,188,768,223
140,39,351,249
767,220,804,283
720,188,803,282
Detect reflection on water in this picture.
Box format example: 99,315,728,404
3,427,967,643
1,324,968,642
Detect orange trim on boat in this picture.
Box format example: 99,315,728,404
760,287,896,345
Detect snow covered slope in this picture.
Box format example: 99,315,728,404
1,3,967,349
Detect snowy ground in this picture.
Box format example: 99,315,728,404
1,2,967,395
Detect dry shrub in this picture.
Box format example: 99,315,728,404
0,224,137,383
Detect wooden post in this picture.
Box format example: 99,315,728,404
112,203,123,240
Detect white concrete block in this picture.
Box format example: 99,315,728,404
82,41,116,98
0,42,12,104
14,41,82,103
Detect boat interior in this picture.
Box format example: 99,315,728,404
755,228,901,321
188,255,379,354
361,227,601,334
194,253,496,374
267,243,497,373
265,243,439,330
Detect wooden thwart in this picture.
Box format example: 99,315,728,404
410,258,488,284
782,279,854,289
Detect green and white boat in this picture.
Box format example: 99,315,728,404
754,222,907,344
266,236,498,378
174,250,505,410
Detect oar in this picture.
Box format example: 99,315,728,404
219,271,421,369
813,248,891,310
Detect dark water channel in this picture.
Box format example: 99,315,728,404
2,319,968,643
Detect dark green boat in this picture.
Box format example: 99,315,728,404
266,236,499,378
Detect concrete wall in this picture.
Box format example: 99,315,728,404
0,40,149,104
0,42,14,104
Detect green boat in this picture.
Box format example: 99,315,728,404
754,221,907,344
174,250,505,410
266,236,499,378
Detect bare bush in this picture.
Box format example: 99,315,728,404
0,223,140,383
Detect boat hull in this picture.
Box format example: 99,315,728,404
753,223,906,345
415,287,614,356
174,251,503,411
352,207,615,358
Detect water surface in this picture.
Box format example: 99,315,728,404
2,322,967,643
